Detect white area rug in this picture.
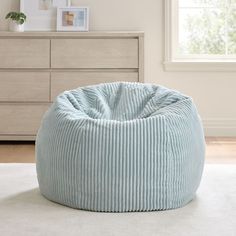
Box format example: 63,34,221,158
0,164,236,236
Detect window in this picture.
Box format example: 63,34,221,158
164,0,236,71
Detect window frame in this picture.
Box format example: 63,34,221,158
164,0,236,71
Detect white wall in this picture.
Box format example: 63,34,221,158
1,0,235,136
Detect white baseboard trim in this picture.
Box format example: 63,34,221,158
202,119,236,137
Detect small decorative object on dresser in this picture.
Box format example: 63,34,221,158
57,7,89,31
20,0,67,31
5,12,26,32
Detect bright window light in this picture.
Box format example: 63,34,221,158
178,0,236,57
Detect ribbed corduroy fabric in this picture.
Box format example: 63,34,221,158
36,82,205,212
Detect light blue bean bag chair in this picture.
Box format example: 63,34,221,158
36,82,205,212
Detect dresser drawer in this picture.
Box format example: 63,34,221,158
0,39,50,68
51,71,138,100
0,104,49,135
51,39,139,69
0,72,50,102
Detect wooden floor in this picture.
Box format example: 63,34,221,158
205,137,236,164
0,138,235,163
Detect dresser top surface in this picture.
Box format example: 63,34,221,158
0,31,144,38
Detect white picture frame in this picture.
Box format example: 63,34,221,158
20,0,68,31
57,7,89,32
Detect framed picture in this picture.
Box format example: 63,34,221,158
20,0,68,31
57,7,89,31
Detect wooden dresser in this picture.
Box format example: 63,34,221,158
0,31,144,140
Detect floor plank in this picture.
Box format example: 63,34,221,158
0,142,35,163
0,138,235,164
205,137,236,164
